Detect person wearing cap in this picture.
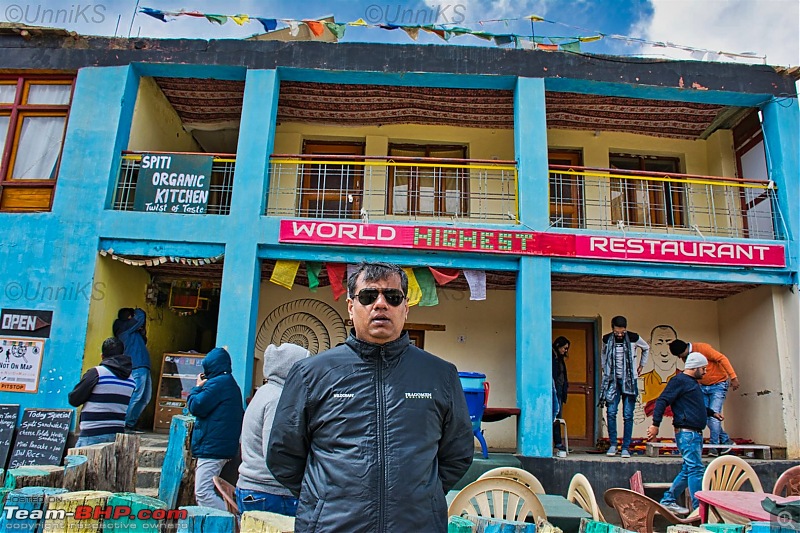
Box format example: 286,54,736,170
646,352,724,514
237,343,310,516
669,338,738,456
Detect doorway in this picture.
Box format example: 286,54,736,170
552,320,596,447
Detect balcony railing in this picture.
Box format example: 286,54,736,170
113,151,235,215
549,165,784,240
266,154,519,223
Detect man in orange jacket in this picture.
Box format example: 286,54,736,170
669,339,739,456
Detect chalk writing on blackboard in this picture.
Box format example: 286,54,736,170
0,404,19,470
7,408,72,470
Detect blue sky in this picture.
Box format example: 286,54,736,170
2,0,798,66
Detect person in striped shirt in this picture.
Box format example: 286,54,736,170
69,337,136,447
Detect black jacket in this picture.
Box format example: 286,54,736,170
652,372,715,430
267,331,474,533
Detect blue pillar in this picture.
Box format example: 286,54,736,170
514,77,549,229
516,256,553,457
515,76,553,456
216,70,279,397
761,97,800,272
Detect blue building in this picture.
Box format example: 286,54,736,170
0,32,797,458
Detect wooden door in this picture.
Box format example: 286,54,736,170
301,141,364,218
548,151,583,228
552,321,595,446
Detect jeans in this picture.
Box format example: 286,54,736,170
195,458,229,511
236,487,298,516
125,367,152,429
701,381,730,444
661,429,704,510
606,380,636,451
75,433,117,447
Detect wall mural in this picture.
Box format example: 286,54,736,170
255,299,347,355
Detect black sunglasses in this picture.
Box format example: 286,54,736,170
353,288,406,307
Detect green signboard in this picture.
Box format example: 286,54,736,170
133,153,214,214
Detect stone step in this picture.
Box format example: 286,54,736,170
139,446,168,468
135,487,160,498
137,466,162,489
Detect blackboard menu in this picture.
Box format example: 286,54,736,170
7,408,72,470
0,404,19,470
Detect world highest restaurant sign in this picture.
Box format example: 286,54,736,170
278,220,786,268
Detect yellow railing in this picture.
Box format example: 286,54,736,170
549,165,782,239
266,154,519,223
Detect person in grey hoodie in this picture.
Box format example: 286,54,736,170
237,343,310,516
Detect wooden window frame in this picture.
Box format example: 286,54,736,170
548,150,584,228
609,153,685,227
0,75,74,212
387,143,468,217
300,140,365,219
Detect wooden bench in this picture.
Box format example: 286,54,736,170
645,442,771,459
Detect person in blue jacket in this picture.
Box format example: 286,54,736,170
187,347,244,510
115,307,152,431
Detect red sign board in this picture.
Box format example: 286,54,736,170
278,220,786,268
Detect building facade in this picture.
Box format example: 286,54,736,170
0,33,797,458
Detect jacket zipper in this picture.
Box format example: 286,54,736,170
376,347,387,532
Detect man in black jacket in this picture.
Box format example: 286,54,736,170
268,262,474,533
646,352,724,514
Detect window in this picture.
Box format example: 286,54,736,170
609,154,685,227
300,141,364,219
0,76,73,211
549,151,584,228
388,144,467,217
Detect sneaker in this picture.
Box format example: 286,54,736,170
606,446,617,456
555,444,567,452
708,448,719,457
719,439,734,455
661,502,689,515
621,449,631,458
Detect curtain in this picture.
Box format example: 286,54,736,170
0,116,9,156
12,116,66,179
26,84,71,105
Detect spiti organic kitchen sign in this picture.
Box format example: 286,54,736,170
279,220,786,268
133,154,213,214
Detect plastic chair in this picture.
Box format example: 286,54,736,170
448,477,547,523
478,467,545,494
773,465,800,497
566,473,605,522
604,488,702,533
554,418,569,453
213,475,241,529
702,455,764,492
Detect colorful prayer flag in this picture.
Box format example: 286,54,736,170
429,267,460,285
306,261,322,291
463,270,486,301
256,17,278,31
326,263,347,300
304,20,324,36
413,268,438,306
270,260,300,289
403,268,422,306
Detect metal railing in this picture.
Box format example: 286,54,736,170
549,165,783,240
113,152,235,215
266,154,519,223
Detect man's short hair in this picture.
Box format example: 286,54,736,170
117,308,134,320
611,315,627,328
347,262,409,297
669,339,689,356
102,337,124,357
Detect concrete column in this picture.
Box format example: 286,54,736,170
516,256,553,457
